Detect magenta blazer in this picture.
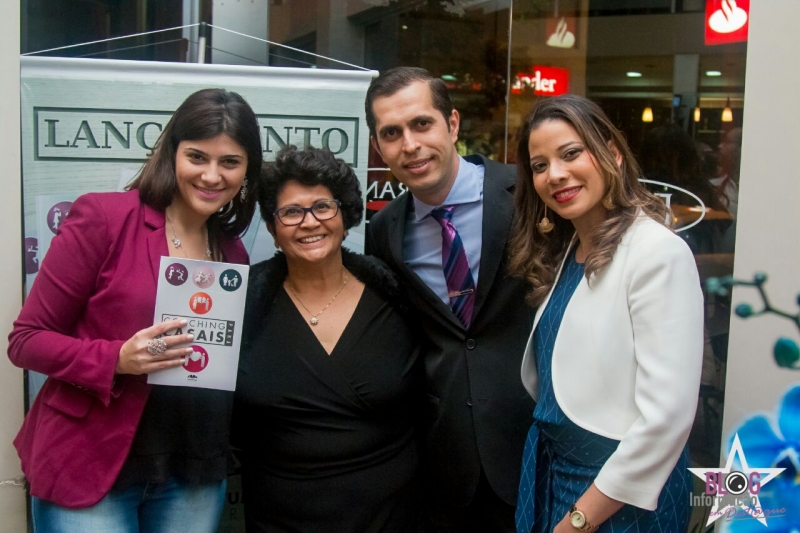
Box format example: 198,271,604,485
8,190,248,508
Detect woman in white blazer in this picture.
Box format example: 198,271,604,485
509,95,703,533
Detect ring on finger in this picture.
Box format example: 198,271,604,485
146,338,168,356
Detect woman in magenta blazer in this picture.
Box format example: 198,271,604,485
8,88,262,532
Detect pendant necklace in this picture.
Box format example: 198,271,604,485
166,211,211,259
287,271,349,326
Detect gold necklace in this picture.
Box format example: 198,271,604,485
287,271,349,326
166,211,211,259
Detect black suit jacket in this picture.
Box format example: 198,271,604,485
366,154,534,508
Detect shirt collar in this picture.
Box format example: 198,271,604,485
412,156,482,222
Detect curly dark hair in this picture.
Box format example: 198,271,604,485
259,145,363,231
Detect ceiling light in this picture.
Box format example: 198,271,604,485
694,107,701,122
721,98,733,122
706,70,722,77
626,71,642,78
642,105,654,123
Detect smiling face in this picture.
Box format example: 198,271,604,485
528,119,619,232
370,80,460,206
172,134,247,221
270,181,345,267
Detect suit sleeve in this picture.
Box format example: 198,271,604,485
8,194,122,405
593,232,704,510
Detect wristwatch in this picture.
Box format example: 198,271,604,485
568,505,599,532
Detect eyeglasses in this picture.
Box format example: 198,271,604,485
274,199,341,226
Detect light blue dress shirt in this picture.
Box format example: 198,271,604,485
403,156,485,305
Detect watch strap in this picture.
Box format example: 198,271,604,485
568,505,599,532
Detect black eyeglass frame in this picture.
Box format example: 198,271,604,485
273,199,342,226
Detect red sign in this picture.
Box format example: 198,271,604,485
705,0,749,45
513,66,570,96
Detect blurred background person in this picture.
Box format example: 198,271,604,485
510,95,703,533
639,124,732,254
8,88,262,532
233,145,423,533
710,127,742,218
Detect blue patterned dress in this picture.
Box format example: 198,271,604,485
516,249,691,533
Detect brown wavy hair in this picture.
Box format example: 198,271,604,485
508,95,668,306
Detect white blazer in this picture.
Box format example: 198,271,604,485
521,215,704,510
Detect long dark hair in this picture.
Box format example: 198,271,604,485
128,88,263,256
509,95,668,305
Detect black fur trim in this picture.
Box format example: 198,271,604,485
242,248,408,347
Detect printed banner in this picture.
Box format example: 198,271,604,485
20,56,375,293
20,56,376,403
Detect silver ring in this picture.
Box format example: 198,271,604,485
146,338,168,356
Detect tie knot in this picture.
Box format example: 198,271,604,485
430,206,455,224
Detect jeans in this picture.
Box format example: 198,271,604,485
32,478,226,533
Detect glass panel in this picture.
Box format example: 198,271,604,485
23,0,189,61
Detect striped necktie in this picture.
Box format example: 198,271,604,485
430,206,476,329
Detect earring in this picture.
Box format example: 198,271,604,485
273,239,281,250
602,196,615,210
240,180,248,202
537,206,554,234
344,230,349,238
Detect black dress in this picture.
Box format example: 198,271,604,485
233,251,423,533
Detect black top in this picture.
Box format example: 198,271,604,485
114,386,232,488
232,251,424,533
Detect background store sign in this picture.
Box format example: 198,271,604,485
34,108,358,165
513,66,570,96
705,0,749,46
546,17,576,49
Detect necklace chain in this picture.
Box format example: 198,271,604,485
287,271,349,326
166,211,211,259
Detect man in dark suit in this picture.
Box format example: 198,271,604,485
364,66,534,532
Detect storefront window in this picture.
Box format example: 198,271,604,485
22,0,188,61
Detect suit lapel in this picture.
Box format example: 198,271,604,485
385,194,408,272
219,239,241,264
473,158,514,320
386,193,463,332
144,204,167,284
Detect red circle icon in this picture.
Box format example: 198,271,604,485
184,345,209,373
189,292,213,315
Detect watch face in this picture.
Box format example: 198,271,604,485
570,511,586,528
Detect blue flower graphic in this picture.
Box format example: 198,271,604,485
722,385,800,533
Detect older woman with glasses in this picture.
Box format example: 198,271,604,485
232,145,424,533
